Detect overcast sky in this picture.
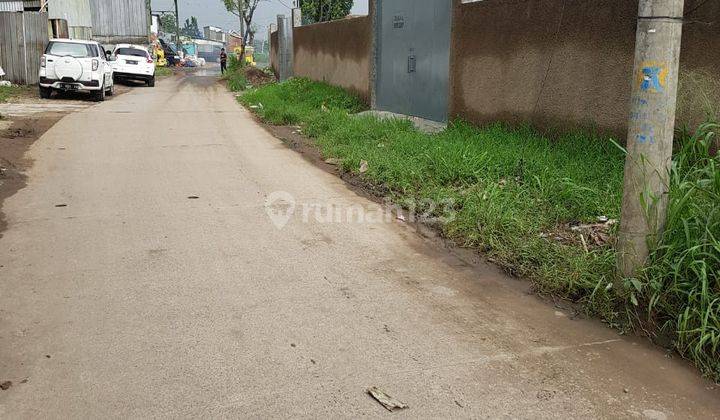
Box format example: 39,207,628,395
151,0,369,40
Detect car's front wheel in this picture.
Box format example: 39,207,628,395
106,82,114,96
147,76,155,87
39,85,52,99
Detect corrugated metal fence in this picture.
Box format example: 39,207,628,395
90,0,148,42
0,12,49,84
49,0,92,27
0,1,24,12
49,0,93,39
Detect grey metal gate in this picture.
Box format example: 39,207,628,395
375,0,452,122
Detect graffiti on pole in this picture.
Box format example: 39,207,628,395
629,60,671,146
637,61,668,94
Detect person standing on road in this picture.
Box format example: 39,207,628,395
220,48,228,74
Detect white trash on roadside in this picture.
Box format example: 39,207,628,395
182,55,206,67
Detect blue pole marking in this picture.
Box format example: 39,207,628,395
641,66,664,93
636,123,656,145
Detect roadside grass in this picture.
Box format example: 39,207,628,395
0,84,33,103
238,77,720,381
223,55,248,92
155,67,173,78
241,78,364,124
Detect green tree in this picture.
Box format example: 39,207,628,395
159,13,178,36
300,0,353,24
181,16,201,38
222,0,263,58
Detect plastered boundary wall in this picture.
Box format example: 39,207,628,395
450,0,720,136
276,0,719,135
270,30,279,77
292,16,373,102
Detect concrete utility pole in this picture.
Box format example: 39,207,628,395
292,7,302,28
146,0,152,40
268,23,275,52
616,0,685,283
277,14,293,81
174,0,181,55
240,0,246,43
268,22,277,66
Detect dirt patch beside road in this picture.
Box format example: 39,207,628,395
0,83,132,238
0,114,64,238
244,67,274,86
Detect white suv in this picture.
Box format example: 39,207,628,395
110,44,156,87
39,39,114,101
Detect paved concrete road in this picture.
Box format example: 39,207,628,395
1,72,718,418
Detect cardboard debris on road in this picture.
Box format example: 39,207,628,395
367,386,409,412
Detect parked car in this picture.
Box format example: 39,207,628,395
38,38,114,101
110,44,156,87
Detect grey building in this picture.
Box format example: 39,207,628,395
203,26,226,43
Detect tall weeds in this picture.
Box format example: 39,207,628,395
640,121,720,379
223,55,248,92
